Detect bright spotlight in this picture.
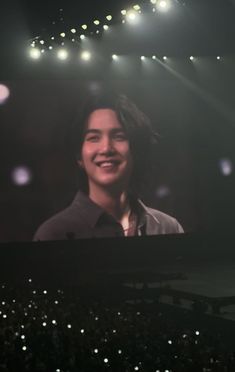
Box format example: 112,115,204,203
126,10,139,23
81,24,87,30
163,56,167,60
190,56,194,61
60,32,65,37
112,54,118,60
156,0,171,12
217,56,221,60
141,56,145,60
152,55,157,60
80,34,85,40
81,51,91,61
94,20,100,25
103,25,109,30
71,28,76,33
106,15,112,21
57,49,68,60
29,48,41,59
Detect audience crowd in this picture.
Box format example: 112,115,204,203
0,279,235,372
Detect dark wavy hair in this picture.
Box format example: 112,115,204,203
70,90,159,198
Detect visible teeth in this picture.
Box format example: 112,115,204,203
99,162,115,167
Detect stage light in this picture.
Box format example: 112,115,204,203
94,348,99,353
190,56,194,61
80,34,85,40
133,4,141,10
104,358,109,363
22,346,27,351
11,166,32,186
0,84,10,104
81,51,91,61
103,25,109,30
82,24,87,30
29,48,41,59
156,0,171,12
57,49,68,60
150,0,157,3
152,55,157,59
94,20,100,25
49,46,53,50
67,324,72,329
41,49,45,53
126,10,139,23
112,54,118,60
39,40,45,45
163,56,167,60
60,32,65,37
51,36,55,40
121,9,127,15
217,56,221,60
141,56,145,60
106,15,112,21
71,28,76,33
134,367,139,371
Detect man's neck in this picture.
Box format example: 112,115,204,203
89,185,131,222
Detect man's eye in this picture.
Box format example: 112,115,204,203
114,134,127,141
86,136,99,142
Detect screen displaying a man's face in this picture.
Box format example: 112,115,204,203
0,73,234,242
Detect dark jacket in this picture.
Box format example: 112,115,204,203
33,191,183,241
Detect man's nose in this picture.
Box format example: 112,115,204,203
99,137,115,153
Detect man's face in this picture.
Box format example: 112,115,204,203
79,109,133,193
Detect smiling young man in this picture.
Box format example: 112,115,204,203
34,92,183,241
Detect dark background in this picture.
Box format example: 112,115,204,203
0,0,235,242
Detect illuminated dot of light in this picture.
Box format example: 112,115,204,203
133,5,141,10
67,324,72,329
190,55,194,60
94,348,98,353
163,56,167,60
82,24,87,30
152,55,157,59
39,40,44,44
141,56,145,60
22,346,27,351
104,358,109,363
29,48,41,59
217,56,221,60
121,9,127,15
94,20,100,25
106,15,112,21
103,25,109,30
57,49,68,60
219,158,233,176
80,329,85,333
81,51,91,61
71,28,76,33
60,32,65,37
11,166,32,186
112,54,118,60
80,34,85,40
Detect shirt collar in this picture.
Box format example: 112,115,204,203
73,190,160,230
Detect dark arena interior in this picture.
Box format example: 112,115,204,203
1,0,235,371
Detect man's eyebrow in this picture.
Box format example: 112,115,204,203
84,128,126,135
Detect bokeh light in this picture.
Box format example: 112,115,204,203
11,166,32,186
0,84,10,104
